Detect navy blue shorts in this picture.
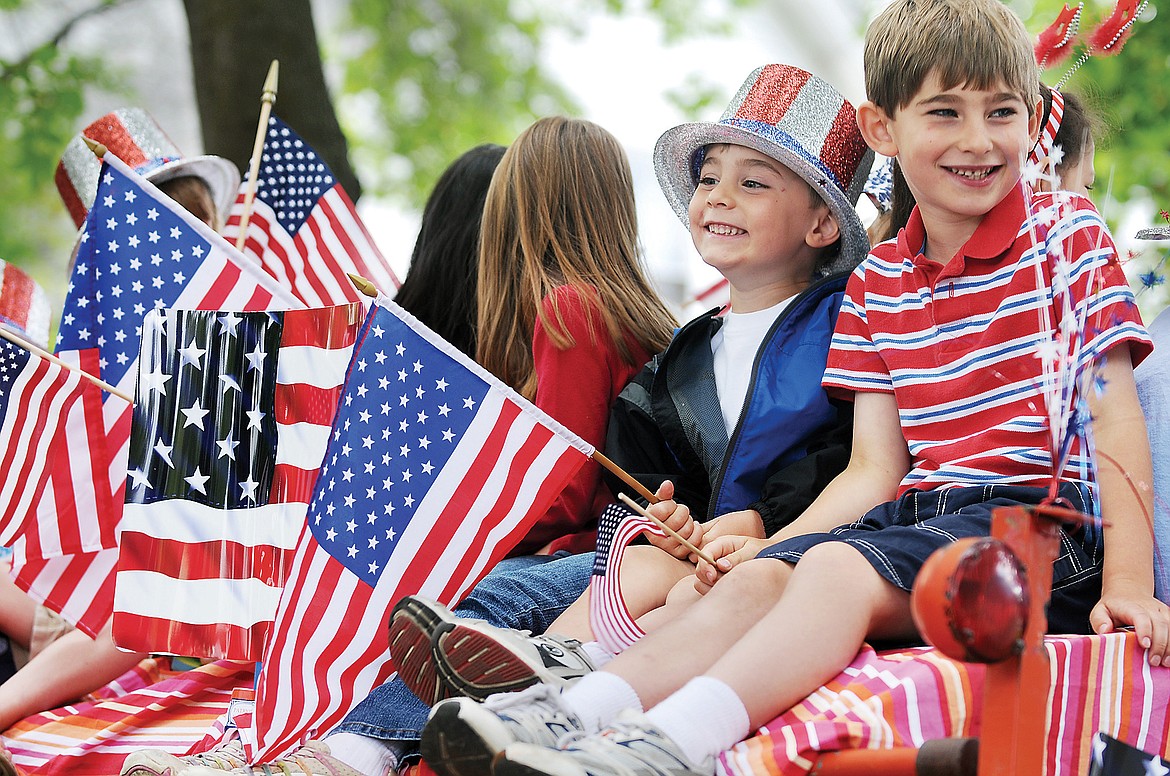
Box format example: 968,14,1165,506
756,483,1103,634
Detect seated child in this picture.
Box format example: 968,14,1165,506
419,3,1167,776
390,61,874,707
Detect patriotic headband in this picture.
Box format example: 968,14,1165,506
1028,88,1066,170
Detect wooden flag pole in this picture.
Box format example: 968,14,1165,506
0,326,132,403
592,450,657,504
236,59,280,252
617,492,715,566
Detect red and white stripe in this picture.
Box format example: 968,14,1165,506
225,186,400,307
0,349,85,546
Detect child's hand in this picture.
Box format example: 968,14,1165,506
644,480,705,560
692,534,770,594
1090,581,1170,666
703,510,765,542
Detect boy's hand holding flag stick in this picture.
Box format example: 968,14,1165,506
617,491,715,567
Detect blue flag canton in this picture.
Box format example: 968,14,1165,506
308,306,491,586
127,309,281,509
57,163,215,389
592,503,635,576
257,116,334,236
0,337,33,410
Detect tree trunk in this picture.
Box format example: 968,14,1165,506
181,0,362,200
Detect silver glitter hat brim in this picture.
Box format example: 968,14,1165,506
146,156,242,224
653,120,873,275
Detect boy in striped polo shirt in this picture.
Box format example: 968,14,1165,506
420,2,1167,775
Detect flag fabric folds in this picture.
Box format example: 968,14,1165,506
37,151,301,564
587,503,663,655
114,303,363,660
249,297,593,761
224,115,400,307
0,337,85,546
9,545,118,638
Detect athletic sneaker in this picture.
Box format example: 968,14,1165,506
419,684,586,776
388,595,458,705
120,739,376,776
431,610,595,701
492,710,714,776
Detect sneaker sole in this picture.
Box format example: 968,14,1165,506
388,596,456,706
420,701,508,776
433,621,544,701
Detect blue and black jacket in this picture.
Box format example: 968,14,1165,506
603,271,853,535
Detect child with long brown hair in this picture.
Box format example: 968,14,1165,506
476,116,677,557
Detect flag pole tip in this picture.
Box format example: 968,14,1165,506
82,136,107,158
347,273,378,298
263,60,280,100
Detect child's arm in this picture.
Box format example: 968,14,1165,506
1086,344,1170,665
697,390,910,584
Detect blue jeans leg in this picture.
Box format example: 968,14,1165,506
329,551,595,746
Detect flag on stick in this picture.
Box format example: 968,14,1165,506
248,297,592,761
0,336,85,546
224,115,400,307
587,502,663,655
113,303,363,660
35,150,301,564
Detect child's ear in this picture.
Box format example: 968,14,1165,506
1027,95,1044,147
806,207,840,249
857,101,897,157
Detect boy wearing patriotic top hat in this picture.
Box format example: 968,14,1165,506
420,1,1166,774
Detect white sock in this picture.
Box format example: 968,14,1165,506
580,639,616,669
561,671,643,732
645,677,750,766
323,732,401,775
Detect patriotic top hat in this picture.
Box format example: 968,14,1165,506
654,64,874,273
55,108,240,228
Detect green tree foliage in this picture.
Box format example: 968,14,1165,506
0,1,124,280
336,0,751,204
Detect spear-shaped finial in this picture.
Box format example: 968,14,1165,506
82,135,107,158
347,273,379,298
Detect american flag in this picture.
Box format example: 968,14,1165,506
587,502,663,655
0,337,85,546
35,151,301,564
9,544,118,638
1090,731,1170,775
113,303,363,660
224,115,400,306
248,297,594,761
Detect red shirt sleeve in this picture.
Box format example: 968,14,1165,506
509,285,646,556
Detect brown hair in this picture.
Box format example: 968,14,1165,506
865,0,1039,115
476,117,676,399
157,176,218,230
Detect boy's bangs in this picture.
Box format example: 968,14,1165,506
929,45,1036,110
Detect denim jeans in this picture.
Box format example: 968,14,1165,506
329,550,594,746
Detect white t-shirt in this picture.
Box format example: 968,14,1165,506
710,297,793,436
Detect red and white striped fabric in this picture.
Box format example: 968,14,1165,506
248,298,592,761
30,151,302,568
588,503,664,655
113,303,362,660
223,114,400,307
0,337,85,546
0,259,51,349
10,545,118,638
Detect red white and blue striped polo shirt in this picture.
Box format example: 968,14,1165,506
824,185,1152,495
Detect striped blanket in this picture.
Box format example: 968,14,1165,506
1,658,252,775
3,634,1166,774
720,631,1170,775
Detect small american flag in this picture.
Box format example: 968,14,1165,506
35,151,300,563
9,544,118,638
113,303,363,660
224,115,400,306
248,297,593,761
588,502,663,655
0,337,85,546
